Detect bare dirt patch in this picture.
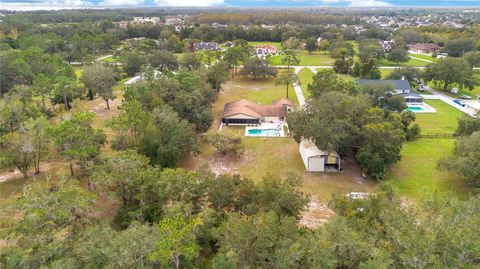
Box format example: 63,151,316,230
182,151,249,175
300,199,336,228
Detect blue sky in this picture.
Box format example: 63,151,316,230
1,0,479,10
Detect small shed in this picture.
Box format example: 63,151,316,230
299,139,341,172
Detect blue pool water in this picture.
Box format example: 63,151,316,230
407,105,425,112
247,128,280,136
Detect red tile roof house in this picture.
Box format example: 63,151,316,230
408,43,441,54
221,98,295,125
254,45,278,56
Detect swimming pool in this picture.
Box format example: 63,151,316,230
406,103,437,113
247,128,281,136
407,105,424,111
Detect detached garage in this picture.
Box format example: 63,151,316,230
299,139,341,172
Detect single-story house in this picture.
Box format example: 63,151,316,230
194,42,219,51
299,139,341,172
255,45,278,56
356,79,412,94
221,98,295,125
401,92,423,104
407,43,441,54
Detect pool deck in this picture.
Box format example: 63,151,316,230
407,102,437,113
245,122,288,137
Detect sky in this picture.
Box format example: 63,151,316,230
0,0,479,10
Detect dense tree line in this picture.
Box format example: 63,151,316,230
1,157,479,268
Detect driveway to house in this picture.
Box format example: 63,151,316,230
422,86,477,117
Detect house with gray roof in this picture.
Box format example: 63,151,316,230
356,79,412,94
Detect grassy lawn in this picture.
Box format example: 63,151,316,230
269,50,334,66
248,41,283,49
387,138,468,199
379,57,429,67
415,100,463,134
298,68,314,98
380,69,393,79
409,53,436,62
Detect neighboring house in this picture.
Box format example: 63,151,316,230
356,79,412,94
194,42,219,51
401,92,423,104
223,41,234,47
407,43,441,54
254,45,278,56
124,70,162,89
299,139,341,172
380,40,394,52
221,98,295,125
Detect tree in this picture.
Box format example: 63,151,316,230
387,67,423,89
47,111,106,176
149,50,179,71
207,61,230,91
356,121,406,179
281,49,300,71
149,215,202,269
23,117,51,175
32,74,54,110
213,211,302,268
439,131,480,188
307,69,360,99
240,57,277,80
82,64,116,109
423,57,473,92
180,53,201,71
0,130,34,178
53,76,79,111
387,46,409,66
137,107,196,168
223,45,250,77
463,51,480,68
454,112,480,137
108,99,150,149
122,51,146,76
318,39,330,54
305,38,317,54
275,69,298,99
204,130,245,156
1,180,96,268
445,38,476,57
0,50,33,97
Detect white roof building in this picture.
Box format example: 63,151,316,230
299,139,341,172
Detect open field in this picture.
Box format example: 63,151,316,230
410,53,437,62
269,50,335,66
415,100,463,134
387,138,468,199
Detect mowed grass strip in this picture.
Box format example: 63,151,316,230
415,100,463,134
387,138,468,199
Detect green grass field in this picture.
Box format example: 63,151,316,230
415,100,463,134
387,138,468,199
409,53,436,62
269,50,335,66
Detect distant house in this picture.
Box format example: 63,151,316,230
254,45,278,56
299,139,341,172
356,79,412,94
401,92,423,104
223,41,234,47
408,43,441,54
380,40,394,52
194,42,219,51
221,98,295,125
